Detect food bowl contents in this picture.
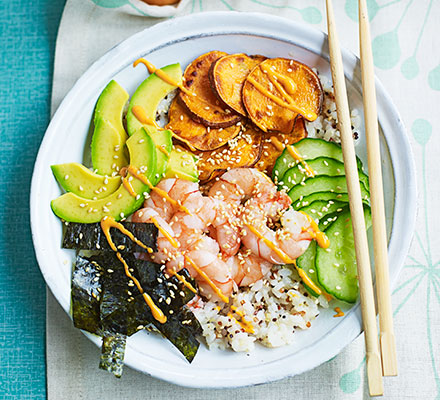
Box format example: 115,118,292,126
49,50,369,376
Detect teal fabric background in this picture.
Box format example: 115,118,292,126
0,1,66,398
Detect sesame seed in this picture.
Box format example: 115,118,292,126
138,139,144,144
78,186,84,191
336,285,341,290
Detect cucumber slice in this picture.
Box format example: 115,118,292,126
315,206,372,303
288,175,370,205
299,199,347,222
293,191,370,210
272,138,364,182
296,241,320,297
278,157,369,193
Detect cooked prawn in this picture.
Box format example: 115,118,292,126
241,207,313,264
143,178,199,222
226,251,272,287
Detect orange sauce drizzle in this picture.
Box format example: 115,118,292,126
333,307,344,317
131,104,198,152
228,306,254,333
100,217,165,323
270,136,315,178
246,76,317,120
122,177,137,197
156,145,170,157
261,68,294,104
150,216,180,248
243,223,322,295
270,70,297,95
133,58,229,114
127,165,191,215
184,255,229,303
299,211,330,249
168,269,198,294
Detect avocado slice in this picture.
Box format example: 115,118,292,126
51,128,157,223
126,64,181,179
164,148,198,182
51,163,121,200
91,80,129,175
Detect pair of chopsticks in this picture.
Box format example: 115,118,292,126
325,0,397,396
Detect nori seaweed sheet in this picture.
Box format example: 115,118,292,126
99,333,126,378
71,256,103,334
62,222,158,253
71,252,200,376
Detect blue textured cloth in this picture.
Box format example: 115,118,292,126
0,1,65,398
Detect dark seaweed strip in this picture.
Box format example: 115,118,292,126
62,222,158,253
152,306,202,363
71,255,103,334
99,333,126,378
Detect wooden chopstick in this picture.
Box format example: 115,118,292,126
358,0,398,377
325,0,384,396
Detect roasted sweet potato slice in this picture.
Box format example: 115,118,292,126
242,58,323,134
166,97,241,151
209,54,266,116
196,124,264,182
179,51,242,128
255,117,308,175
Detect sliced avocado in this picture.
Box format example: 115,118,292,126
51,128,157,223
164,148,198,182
91,80,129,174
51,163,121,200
126,64,182,178
91,119,128,175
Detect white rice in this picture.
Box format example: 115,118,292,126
306,72,361,144
191,266,329,352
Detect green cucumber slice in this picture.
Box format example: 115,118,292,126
278,157,369,193
315,206,372,303
272,138,364,183
292,191,370,210
298,199,347,222
296,241,321,297
288,175,370,205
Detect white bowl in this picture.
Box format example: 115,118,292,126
30,12,416,388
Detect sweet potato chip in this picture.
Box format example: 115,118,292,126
209,54,266,116
166,97,241,151
196,124,264,182
179,51,242,128
242,58,322,134
255,117,308,175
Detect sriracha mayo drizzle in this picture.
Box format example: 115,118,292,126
134,58,228,114
130,104,198,153
333,307,344,317
270,136,315,178
126,165,191,215
246,76,317,120
100,216,165,323
227,306,254,333
168,269,198,294
244,223,322,295
298,211,330,249
184,255,229,303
